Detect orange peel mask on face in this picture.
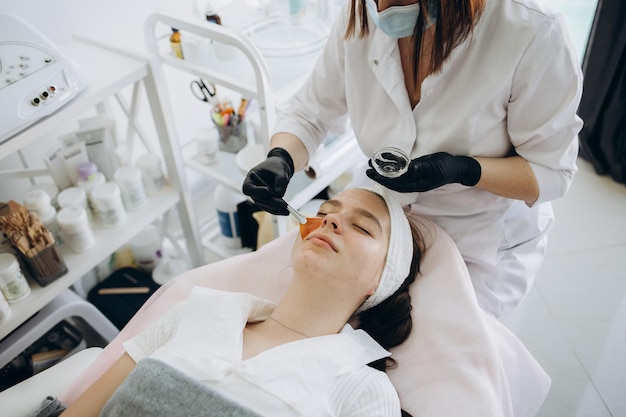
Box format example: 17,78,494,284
299,217,323,239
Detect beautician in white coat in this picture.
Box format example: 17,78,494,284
243,0,583,318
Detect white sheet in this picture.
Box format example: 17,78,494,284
0,347,103,417
64,218,549,417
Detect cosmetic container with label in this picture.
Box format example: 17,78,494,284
57,187,93,224
114,166,147,210
57,206,95,253
0,292,11,324
136,153,167,196
91,182,127,228
0,253,31,304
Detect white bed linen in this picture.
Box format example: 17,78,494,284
64,219,550,417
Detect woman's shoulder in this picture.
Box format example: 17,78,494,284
486,0,561,29
329,366,400,415
343,364,397,390
474,0,570,55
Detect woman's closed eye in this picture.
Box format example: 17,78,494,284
353,223,372,236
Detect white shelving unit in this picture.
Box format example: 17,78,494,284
0,37,203,340
145,13,363,256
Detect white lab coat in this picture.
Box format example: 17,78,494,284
273,0,583,317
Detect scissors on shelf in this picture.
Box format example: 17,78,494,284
190,78,218,104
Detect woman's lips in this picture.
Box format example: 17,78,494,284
308,233,338,252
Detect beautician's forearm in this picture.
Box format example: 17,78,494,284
473,156,539,205
270,132,309,171
61,353,136,417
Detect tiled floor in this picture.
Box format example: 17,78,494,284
502,158,626,417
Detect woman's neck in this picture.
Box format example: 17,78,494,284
241,297,349,361
241,276,365,360
278,272,367,333
269,288,351,338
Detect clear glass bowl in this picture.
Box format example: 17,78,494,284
371,147,411,178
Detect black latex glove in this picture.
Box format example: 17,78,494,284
242,147,294,215
366,152,481,193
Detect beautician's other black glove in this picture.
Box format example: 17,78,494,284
242,147,294,215
366,152,481,193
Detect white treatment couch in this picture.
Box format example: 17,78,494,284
0,219,550,417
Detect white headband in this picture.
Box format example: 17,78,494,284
357,185,413,312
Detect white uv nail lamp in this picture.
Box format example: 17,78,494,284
0,14,86,144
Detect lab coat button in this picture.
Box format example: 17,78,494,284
373,59,379,65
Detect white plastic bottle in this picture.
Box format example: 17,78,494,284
136,153,167,196
194,128,220,165
0,291,12,324
23,183,60,208
114,166,147,210
152,256,189,285
91,182,127,228
57,186,93,224
213,185,246,249
129,225,163,272
23,189,64,246
77,161,106,208
56,206,95,253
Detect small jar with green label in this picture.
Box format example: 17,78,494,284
0,253,31,303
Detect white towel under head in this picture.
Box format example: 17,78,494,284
356,185,413,312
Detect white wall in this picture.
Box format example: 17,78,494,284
0,0,282,55
2,0,181,50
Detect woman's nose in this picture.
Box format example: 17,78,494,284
322,214,342,233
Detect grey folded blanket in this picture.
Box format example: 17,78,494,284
100,358,263,417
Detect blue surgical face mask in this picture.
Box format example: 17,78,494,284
365,0,421,39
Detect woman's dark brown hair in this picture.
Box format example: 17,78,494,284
345,0,485,78
358,215,424,365
358,216,424,417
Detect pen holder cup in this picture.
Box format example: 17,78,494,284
214,121,247,153
23,245,68,287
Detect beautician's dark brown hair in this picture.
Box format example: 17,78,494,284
345,0,485,77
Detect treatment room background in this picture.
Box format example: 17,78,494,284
0,0,624,416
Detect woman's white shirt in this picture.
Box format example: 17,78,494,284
273,0,583,316
123,287,401,417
